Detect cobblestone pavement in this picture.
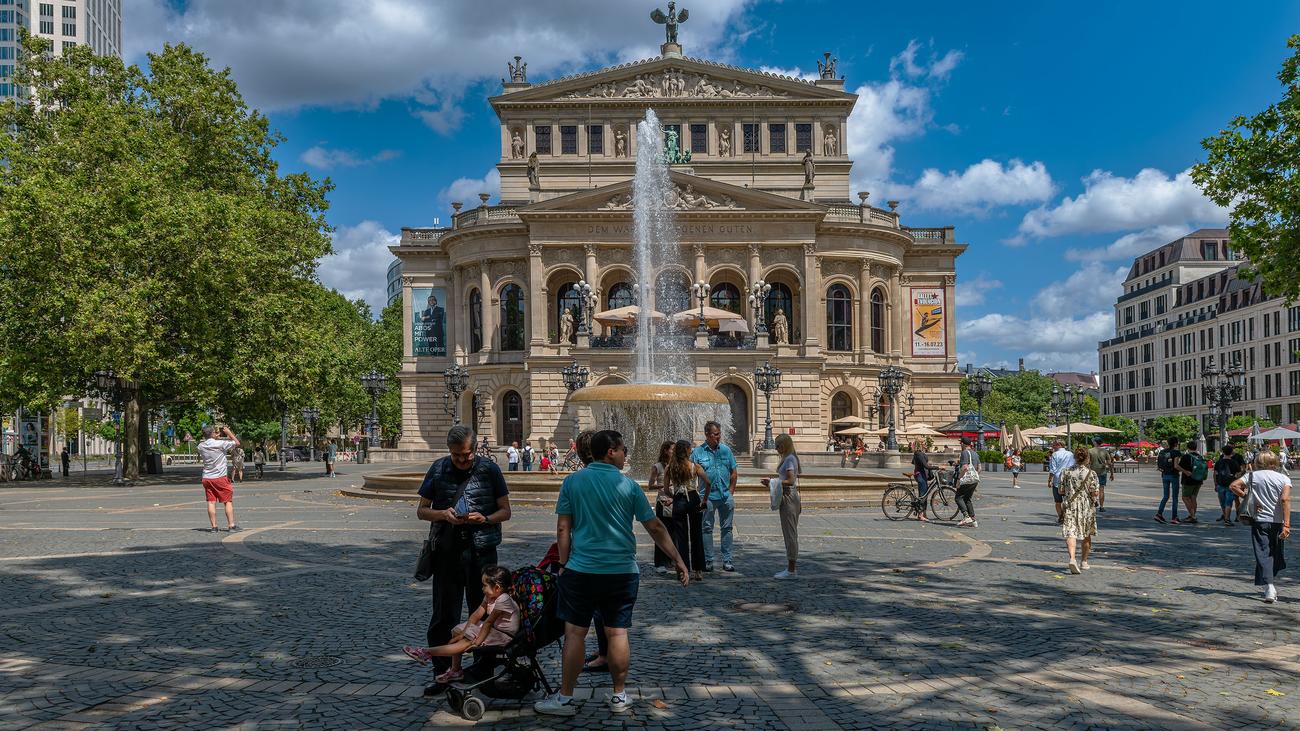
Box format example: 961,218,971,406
1,464,1298,729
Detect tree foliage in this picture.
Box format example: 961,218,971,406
1097,415,1139,443
1192,34,1300,302
1226,414,1276,432
958,370,1063,429
1146,415,1201,445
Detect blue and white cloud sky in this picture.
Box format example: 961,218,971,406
126,0,1300,372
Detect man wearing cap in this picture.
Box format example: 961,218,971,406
1087,437,1113,513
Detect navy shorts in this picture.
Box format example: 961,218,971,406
1097,473,1108,487
557,569,640,629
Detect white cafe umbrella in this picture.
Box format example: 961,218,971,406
831,416,869,426
1249,426,1300,441
718,318,749,334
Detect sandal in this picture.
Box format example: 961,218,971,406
435,668,463,683
403,646,433,664
582,659,609,673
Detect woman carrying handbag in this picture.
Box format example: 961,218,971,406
955,436,980,528
1229,451,1291,603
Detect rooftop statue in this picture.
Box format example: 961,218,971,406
508,56,527,83
817,52,839,80
651,2,689,45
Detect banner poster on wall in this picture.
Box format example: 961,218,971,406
412,287,448,357
910,287,947,357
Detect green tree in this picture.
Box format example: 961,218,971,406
0,36,333,479
959,370,1058,429
1226,414,1275,432
1097,415,1139,443
1147,415,1200,445
1192,34,1300,301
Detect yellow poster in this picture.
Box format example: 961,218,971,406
910,288,946,356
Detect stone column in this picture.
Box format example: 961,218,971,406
802,244,821,354
892,271,906,359
693,244,706,283
451,267,465,358
528,244,546,348
944,274,957,362
584,243,598,288
859,259,872,354
401,275,415,362
748,243,761,333
480,266,495,354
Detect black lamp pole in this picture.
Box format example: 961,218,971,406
301,407,320,462
561,359,591,442
1201,354,1244,451
965,370,993,450
754,361,782,450
443,364,469,425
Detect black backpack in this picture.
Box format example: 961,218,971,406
1158,449,1178,473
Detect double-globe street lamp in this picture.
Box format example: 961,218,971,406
443,363,469,425
753,361,782,450
561,359,591,442
747,281,771,337
1202,354,1245,451
965,368,993,450
691,281,710,334
92,369,134,485
301,407,321,463
1049,384,1086,448
876,366,913,451
361,369,389,450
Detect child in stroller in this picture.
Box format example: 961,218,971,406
407,551,564,721
403,565,520,683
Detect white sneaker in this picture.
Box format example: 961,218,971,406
969,520,978,528
1068,561,1081,575
1264,584,1278,604
956,518,971,527
1080,561,1090,571
773,570,796,579
609,692,632,714
534,693,577,716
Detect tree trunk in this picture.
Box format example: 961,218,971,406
123,395,141,481
137,404,149,474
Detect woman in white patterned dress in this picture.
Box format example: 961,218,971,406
1059,446,1099,575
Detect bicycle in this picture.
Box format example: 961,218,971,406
881,468,960,521
561,449,583,472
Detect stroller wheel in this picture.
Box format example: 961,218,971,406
446,688,463,713
461,695,485,721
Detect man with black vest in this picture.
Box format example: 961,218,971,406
416,425,512,694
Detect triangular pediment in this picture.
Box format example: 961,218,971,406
492,55,854,106
518,171,827,215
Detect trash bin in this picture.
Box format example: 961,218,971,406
146,452,163,474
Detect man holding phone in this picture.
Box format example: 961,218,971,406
415,425,512,692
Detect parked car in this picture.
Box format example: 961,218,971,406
281,446,313,462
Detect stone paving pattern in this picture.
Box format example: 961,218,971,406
1,464,1298,729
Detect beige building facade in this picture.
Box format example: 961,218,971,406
386,43,966,460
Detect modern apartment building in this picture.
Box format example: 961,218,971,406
0,0,122,99
1098,228,1300,443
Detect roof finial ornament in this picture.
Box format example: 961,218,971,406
508,56,527,84
651,2,689,45
817,52,839,80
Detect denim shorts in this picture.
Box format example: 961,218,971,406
556,569,640,629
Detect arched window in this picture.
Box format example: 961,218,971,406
870,287,886,354
606,282,636,309
655,271,691,315
826,284,853,351
710,282,741,314
556,282,580,344
499,284,526,351
468,289,483,353
500,391,523,447
764,282,794,335
831,392,854,423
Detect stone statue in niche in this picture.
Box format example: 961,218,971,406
718,127,732,157
802,150,815,186
527,152,540,188
772,308,790,345
559,308,574,344
510,129,525,159
614,128,627,157
823,125,838,156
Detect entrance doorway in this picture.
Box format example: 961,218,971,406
717,383,750,452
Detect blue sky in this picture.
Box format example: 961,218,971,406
127,0,1300,372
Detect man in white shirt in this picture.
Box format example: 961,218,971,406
506,442,520,472
1047,439,1075,526
198,424,241,532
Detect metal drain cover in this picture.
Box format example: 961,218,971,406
292,655,342,669
733,601,798,614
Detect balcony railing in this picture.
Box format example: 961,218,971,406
452,205,520,229
823,203,901,227
401,228,448,245
904,227,954,244
710,334,756,349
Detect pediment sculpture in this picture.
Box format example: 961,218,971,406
560,69,790,100
602,183,741,211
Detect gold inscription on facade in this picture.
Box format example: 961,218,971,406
585,224,755,236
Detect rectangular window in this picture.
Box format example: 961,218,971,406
1128,394,1138,413
0,10,12,22
1139,301,1149,320
39,19,52,33
690,123,707,154
1292,371,1300,397
1144,392,1154,411
39,2,51,15
1268,405,1283,424
1126,371,1136,389
559,125,577,155
1291,403,1300,424
1290,307,1300,332
1127,347,1136,366
61,40,74,52
1124,306,1134,325
742,123,759,153
61,22,74,36
1142,343,1152,363
587,125,602,155
61,4,75,18
1156,295,1166,315
1202,241,1218,260
0,28,12,41
795,123,812,152
769,123,786,153
534,125,551,155
1266,314,1272,338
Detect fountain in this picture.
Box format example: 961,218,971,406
569,110,732,472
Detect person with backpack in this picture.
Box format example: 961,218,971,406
1176,442,1208,524
1155,437,1183,524
1087,437,1113,513
522,443,534,472
1214,444,1245,525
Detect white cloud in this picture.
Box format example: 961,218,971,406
1014,168,1226,242
961,311,1112,372
437,168,502,211
955,274,1003,308
846,77,934,193
901,159,1055,214
124,0,755,131
1064,225,1189,263
758,65,820,82
318,221,400,316
300,146,401,170
889,40,964,82
1030,263,1128,319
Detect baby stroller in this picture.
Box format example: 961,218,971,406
445,563,562,721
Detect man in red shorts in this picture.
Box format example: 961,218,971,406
198,424,241,532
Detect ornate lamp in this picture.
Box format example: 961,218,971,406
443,363,469,424
561,359,591,441
692,280,710,334
965,368,993,449
1048,384,1086,447
1201,354,1245,450
747,280,771,335
360,369,389,449
877,366,909,450
754,361,782,450
301,406,321,462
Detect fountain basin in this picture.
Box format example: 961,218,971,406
569,383,728,405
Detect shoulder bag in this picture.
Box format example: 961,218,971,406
414,471,473,581
958,450,980,486
1238,472,1258,522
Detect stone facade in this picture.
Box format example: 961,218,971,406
386,46,966,459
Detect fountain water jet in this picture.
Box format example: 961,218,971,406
569,110,733,472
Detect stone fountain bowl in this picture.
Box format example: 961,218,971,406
569,382,732,475
569,382,729,405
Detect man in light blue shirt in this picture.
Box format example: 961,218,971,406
692,420,739,571
537,430,685,718
1048,439,1075,525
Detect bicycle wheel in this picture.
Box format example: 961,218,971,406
882,485,917,521
928,485,960,521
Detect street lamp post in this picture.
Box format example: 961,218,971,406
471,389,487,437
965,368,993,450
877,366,909,451
442,364,469,425
753,361,782,450
692,281,710,334
747,280,771,336
1049,384,1086,448
361,369,389,452
301,407,321,463
93,369,133,486
1201,355,1245,451
561,359,590,442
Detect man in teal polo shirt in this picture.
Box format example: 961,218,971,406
535,430,686,718
692,420,739,572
